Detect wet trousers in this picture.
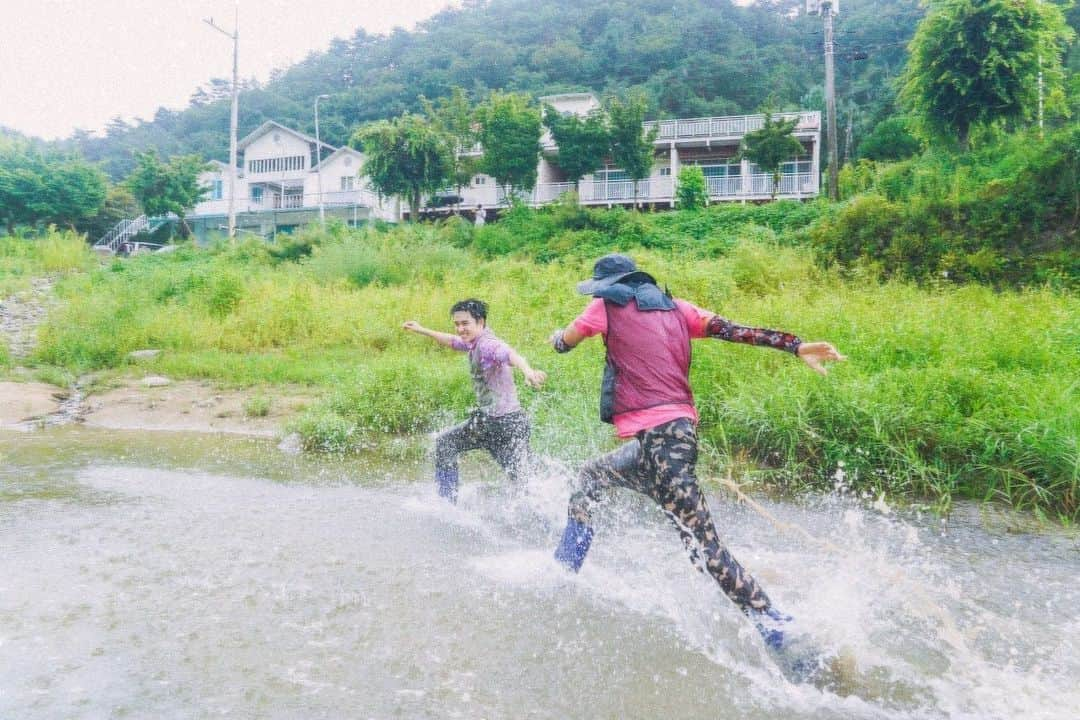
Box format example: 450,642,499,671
435,410,532,486
567,417,772,612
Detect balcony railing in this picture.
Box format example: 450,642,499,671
194,189,388,216
644,112,820,142
489,172,814,206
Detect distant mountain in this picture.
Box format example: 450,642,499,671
63,0,929,180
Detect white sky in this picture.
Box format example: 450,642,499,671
0,0,457,140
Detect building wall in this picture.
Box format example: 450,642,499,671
243,130,311,180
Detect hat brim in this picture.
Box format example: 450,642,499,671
576,270,656,295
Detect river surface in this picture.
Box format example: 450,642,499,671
2,426,1078,719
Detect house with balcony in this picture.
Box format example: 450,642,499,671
173,95,818,242
451,93,820,213
185,121,397,241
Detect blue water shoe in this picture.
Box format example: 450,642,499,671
553,518,594,572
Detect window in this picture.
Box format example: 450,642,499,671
781,158,813,175
473,176,486,186
250,186,264,203
658,167,672,177
210,179,223,200
686,158,741,177
595,169,630,182
341,176,355,191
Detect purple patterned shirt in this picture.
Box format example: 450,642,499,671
451,328,521,416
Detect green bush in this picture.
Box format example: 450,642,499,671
813,127,1080,287
675,166,708,210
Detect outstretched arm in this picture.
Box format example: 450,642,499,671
402,320,458,348
795,341,846,376
704,315,845,375
508,349,547,388
549,324,587,353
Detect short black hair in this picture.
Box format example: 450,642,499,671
451,298,487,322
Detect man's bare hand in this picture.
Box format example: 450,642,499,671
523,368,547,389
797,342,846,376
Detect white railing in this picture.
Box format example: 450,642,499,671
213,189,386,214
706,176,742,197
745,172,816,197
94,215,148,253
644,112,820,142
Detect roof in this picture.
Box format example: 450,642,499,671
313,145,364,171
237,120,334,152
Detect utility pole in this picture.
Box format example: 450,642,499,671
808,0,840,201
1037,0,1044,138
204,3,240,240
315,94,330,228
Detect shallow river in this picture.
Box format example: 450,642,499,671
2,426,1077,719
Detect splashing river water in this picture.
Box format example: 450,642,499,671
2,427,1077,719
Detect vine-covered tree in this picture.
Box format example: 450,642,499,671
475,92,542,200
351,113,452,221
900,0,1075,149
606,91,658,208
542,104,610,190
739,113,804,199
125,151,209,236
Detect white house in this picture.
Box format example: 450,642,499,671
181,97,820,239
187,120,396,240
449,93,821,214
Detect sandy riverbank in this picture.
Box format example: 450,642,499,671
0,377,312,437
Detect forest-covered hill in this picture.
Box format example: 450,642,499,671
39,0,929,180
10,0,1078,182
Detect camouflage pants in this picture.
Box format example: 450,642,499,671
435,409,532,485
568,417,771,612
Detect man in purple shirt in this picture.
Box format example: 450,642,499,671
404,299,547,502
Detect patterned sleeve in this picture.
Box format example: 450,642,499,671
705,314,802,354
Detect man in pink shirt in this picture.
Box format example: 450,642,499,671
549,254,844,651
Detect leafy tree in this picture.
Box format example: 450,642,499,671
475,92,542,199
900,0,1075,149
542,104,610,189
606,90,658,208
351,113,453,221
675,165,707,210
0,141,107,234
738,112,804,199
38,160,109,231
421,87,480,199
0,143,43,234
857,117,922,161
125,151,209,236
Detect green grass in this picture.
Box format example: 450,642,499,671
10,220,1079,520
0,229,97,296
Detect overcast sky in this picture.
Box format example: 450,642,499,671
0,0,457,140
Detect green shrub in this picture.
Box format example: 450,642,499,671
675,165,708,210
